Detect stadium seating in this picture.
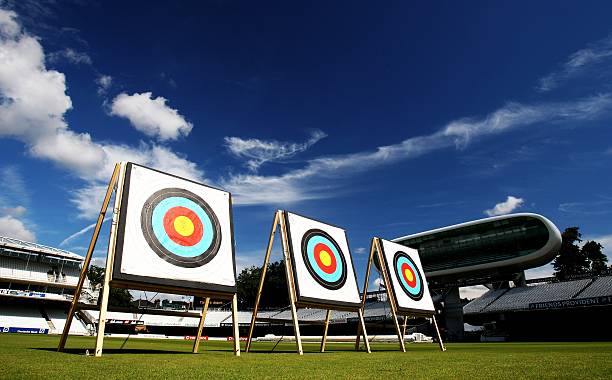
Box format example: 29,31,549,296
578,276,612,298
0,305,49,329
467,279,593,313
463,289,508,314
0,255,79,286
46,308,88,335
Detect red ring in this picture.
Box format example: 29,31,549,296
163,206,204,246
401,262,417,288
313,243,337,274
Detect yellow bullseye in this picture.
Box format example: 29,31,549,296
404,268,414,283
173,215,195,237
319,250,332,267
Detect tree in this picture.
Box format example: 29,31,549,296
87,265,133,307
553,227,608,279
581,240,608,275
553,227,589,280
236,260,288,309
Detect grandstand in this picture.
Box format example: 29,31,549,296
0,236,94,335
464,274,612,340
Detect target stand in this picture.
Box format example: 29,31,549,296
58,162,241,357
245,210,371,355
356,237,446,352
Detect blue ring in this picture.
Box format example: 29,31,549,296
306,235,343,283
151,197,213,257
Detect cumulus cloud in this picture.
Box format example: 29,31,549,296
1,205,26,217
110,92,193,141
0,10,204,219
0,215,36,241
224,130,327,171
48,47,92,65
537,34,612,92
484,196,524,216
373,277,385,287
223,95,612,205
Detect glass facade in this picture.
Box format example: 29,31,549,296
396,216,551,274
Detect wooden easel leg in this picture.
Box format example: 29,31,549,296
231,293,241,356
246,212,279,352
94,253,114,357
94,164,125,357
432,315,446,352
356,239,375,351
402,316,408,339
357,309,371,353
320,310,332,352
279,211,303,355
192,297,210,353
58,163,120,352
374,238,405,352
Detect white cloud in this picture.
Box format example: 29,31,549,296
110,92,193,141
48,48,92,65
1,205,26,217
459,285,488,300
484,196,524,216
373,277,385,287
224,130,327,171
537,34,612,92
96,74,112,95
0,10,205,219
354,247,367,254
0,214,36,242
558,199,612,215
224,95,612,206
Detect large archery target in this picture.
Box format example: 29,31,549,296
113,163,236,292
285,212,361,308
379,239,434,314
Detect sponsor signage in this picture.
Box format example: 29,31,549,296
529,296,612,310
1,327,49,334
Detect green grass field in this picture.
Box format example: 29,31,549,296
0,334,611,379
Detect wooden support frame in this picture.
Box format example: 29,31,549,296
246,210,370,355
192,298,210,353
57,162,241,357
58,163,121,352
357,237,445,352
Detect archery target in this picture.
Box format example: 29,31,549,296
379,238,434,314
285,212,361,308
140,188,221,268
113,163,236,293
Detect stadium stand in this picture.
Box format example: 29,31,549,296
466,279,593,313
577,275,612,298
0,305,49,330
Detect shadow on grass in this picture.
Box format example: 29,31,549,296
33,347,191,355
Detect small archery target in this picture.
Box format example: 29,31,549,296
141,188,221,268
113,163,236,293
379,238,434,314
301,229,347,290
393,252,424,300
285,212,361,308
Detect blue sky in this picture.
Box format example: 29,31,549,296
0,1,611,297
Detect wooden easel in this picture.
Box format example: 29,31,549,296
57,162,241,357
355,237,446,352
245,211,371,355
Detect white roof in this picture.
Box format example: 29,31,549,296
0,236,84,262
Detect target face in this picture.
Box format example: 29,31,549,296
393,251,424,300
140,188,221,268
301,229,347,290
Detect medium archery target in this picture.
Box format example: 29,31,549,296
285,212,361,308
141,188,221,268
393,251,424,300
301,229,347,290
378,238,435,315
113,163,236,293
